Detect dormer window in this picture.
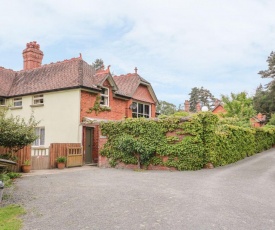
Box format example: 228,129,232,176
0,98,5,106
100,87,109,106
33,94,44,105
13,97,22,107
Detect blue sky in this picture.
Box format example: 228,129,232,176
1,0,275,107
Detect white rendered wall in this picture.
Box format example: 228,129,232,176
6,89,82,147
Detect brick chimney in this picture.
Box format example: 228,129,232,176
184,100,190,112
22,41,43,70
214,99,220,107
257,113,263,120
196,102,201,112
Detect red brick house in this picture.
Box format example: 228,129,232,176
212,100,226,114
0,41,158,165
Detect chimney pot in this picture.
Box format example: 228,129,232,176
22,41,44,70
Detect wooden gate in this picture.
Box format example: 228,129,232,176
67,147,83,167
31,147,50,170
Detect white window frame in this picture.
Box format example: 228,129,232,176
0,98,6,106
13,97,22,107
33,127,45,146
100,87,109,106
33,94,44,105
132,102,151,118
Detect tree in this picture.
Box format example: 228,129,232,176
254,51,275,119
188,87,216,112
258,51,275,88
92,58,104,70
156,100,177,115
0,108,39,153
221,92,256,120
253,84,275,119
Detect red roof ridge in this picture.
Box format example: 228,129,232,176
0,66,15,72
113,73,137,78
16,55,82,73
95,65,111,75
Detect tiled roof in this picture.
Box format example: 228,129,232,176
113,73,140,97
0,58,157,103
0,67,16,96
0,58,104,97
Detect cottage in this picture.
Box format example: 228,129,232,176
0,41,158,167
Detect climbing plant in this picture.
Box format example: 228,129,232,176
100,112,275,170
87,95,111,115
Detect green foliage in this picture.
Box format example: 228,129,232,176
188,87,216,112
156,100,177,115
6,172,21,180
56,156,66,163
101,113,219,170
23,159,31,166
267,113,275,125
87,95,111,115
0,172,21,187
100,112,275,171
221,92,256,120
92,58,104,70
0,108,39,152
0,205,25,230
258,51,275,83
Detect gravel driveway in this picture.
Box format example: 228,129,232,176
2,148,275,230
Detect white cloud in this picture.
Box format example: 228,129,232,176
1,0,275,105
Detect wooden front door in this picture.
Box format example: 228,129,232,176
85,127,93,163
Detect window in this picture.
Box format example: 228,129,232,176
33,127,45,146
132,102,150,118
33,94,44,105
0,98,5,106
100,87,109,106
13,97,22,107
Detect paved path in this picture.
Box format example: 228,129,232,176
7,149,275,229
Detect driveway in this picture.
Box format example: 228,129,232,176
4,148,275,230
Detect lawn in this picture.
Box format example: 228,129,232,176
0,204,25,230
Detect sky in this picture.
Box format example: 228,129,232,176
1,0,275,107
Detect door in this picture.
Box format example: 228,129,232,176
85,127,93,163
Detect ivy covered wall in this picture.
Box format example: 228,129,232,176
100,112,275,170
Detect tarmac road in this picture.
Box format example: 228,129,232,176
5,148,275,230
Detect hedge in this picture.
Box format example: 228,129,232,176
100,113,275,170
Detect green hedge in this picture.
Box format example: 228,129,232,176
100,113,275,170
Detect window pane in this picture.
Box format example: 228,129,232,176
14,98,22,107
40,128,45,145
132,102,137,112
0,98,5,106
145,105,150,116
132,113,137,118
138,103,143,113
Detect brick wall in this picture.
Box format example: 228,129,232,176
80,80,157,121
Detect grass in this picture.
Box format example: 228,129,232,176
0,205,25,230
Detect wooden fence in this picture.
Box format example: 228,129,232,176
0,145,31,172
49,143,82,168
31,147,50,170
67,147,83,167
0,143,83,171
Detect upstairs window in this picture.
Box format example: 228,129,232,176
13,97,22,107
0,98,5,106
33,94,44,105
100,87,109,106
33,127,45,146
132,102,150,118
